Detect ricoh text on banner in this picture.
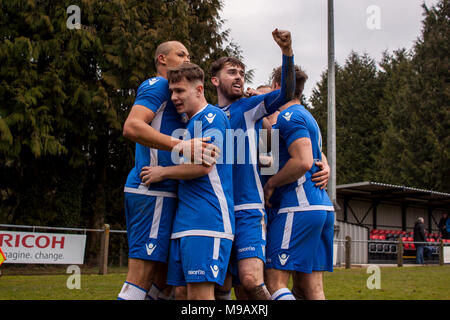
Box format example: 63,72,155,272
0,231,86,264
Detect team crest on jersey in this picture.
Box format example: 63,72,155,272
224,110,231,119
278,253,289,266
181,113,189,123
205,113,216,124
148,78,159,86
282,112,293,122
210,265,219,278
146,243,157,256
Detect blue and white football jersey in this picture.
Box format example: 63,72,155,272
125,77,186,195
269,104,334,212
171,104,235,240
218,55,294,212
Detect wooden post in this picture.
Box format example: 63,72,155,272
99,224,110,275
397,237,403,267
439,240,444,266
345,236,351,269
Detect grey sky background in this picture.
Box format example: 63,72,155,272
220,0,439,103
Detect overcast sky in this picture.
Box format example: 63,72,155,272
220,0,439,101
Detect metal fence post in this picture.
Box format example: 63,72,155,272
397,237,403,267
439,240,444,266
345,236,351,269
99,224,110,275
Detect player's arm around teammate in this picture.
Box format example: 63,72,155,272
141,63,234,300
269,67,330,188
123,42,219,167
263,66,333,300
119,42,217,300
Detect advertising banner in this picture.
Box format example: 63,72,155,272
0,231,86,264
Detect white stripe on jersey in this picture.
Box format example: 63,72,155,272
123,186,177,198
149,102,167,166
171,230,234,241
149,196,163,239
277,205,335,214
243,102,267,207
295,176,310,207
234,203,265,211
208,166,233,234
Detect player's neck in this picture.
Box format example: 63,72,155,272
217,91,241,108
278,98,301,112
187,98,208,119
156,67,168,79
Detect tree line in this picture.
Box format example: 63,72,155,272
310,0,449,193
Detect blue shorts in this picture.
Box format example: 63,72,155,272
124,192,177,262
228,209,267,282
233,209,267,262
167,236,233,286
266,209,334,273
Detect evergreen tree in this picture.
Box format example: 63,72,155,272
0,0,239,261
377,0,449,191
310,52,385,184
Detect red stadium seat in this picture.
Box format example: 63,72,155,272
410,243,416,250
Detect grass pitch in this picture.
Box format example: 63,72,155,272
0,265,449,300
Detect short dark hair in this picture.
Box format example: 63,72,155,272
167,62,204,84
210,57,246,77
257,85,271,90
271,65,308,99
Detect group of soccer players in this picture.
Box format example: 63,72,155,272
117,28,334,300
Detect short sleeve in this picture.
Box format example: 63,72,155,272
133,78,170,113
277,109,310,149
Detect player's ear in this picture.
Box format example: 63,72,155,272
196,84,204,97
157,54,166,66
211,76,219,87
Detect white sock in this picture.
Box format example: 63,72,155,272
118,281,147,300
146,284,161,300
271,288,295,300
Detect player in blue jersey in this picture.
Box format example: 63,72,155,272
263,65,335,300
140,63,234,300
268,66,330,189
209,29,295,300
118,41,218,300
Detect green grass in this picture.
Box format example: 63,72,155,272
0,266,449,300
323,265,450,300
